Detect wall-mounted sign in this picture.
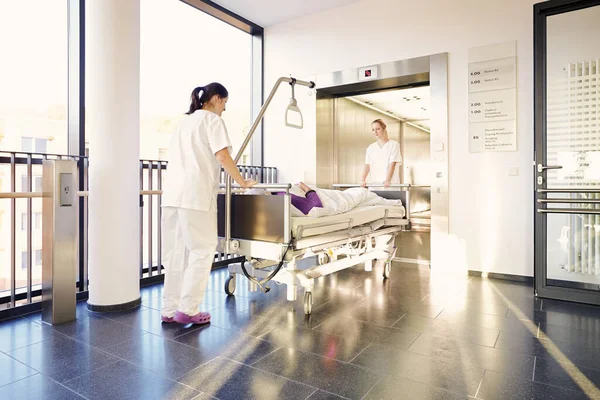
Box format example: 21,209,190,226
469,120,517,153
358,65,378,81
468,57,517,93
469,88,516,123
468,41,517,153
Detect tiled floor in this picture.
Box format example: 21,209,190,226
1,263,600,399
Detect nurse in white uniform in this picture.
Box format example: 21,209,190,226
361,118,402,188
161,82,256,325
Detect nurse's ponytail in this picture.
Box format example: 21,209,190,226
186,82,229,115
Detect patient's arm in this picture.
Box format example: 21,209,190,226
291,182,323,215
297,182,311,192
291,193,322,215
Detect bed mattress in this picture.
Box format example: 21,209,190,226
292,205,405,238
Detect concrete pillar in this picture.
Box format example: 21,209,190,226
86,0,141,310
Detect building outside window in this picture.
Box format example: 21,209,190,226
137,0,253,163
0,0,67,295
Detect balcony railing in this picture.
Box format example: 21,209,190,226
0,151,277,318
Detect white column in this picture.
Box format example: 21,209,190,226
86,0,140,309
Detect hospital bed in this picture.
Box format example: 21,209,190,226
216,184,410,314
217,76,409,314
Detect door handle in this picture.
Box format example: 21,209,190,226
537,164,562,173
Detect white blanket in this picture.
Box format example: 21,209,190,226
289,186,402,218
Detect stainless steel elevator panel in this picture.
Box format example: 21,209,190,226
317,56,431,95
403,122,432,223
316,92,336,188
42,160,78,325
334,97,402,184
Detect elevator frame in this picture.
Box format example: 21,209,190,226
315,54,449,270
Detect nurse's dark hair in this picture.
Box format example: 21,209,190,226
186,82,229,115
371,119,387,130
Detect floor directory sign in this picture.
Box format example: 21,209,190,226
468,41,517,152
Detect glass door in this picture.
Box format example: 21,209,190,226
535,0,600,304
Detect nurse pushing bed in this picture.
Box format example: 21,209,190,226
361,118,402,188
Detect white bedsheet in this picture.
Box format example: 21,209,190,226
293,187,402,218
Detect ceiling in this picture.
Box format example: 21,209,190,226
211,0,361,27
350,86,431,131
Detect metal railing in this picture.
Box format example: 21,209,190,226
0,152,85,312
0,151,277,315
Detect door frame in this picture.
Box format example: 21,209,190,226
534,0,600,304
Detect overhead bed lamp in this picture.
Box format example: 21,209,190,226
285,78,304,129
223,76,316,254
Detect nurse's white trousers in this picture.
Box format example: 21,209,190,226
161,207,217,317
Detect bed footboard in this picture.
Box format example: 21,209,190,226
217,194,290,243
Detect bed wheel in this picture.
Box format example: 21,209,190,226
304,292,313,315
317,252,330,266
383,262,391,279
225,276,236,296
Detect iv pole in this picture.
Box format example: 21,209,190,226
223,77,315,254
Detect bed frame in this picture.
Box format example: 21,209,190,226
216,186,410,314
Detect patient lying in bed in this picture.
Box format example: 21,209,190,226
249,182,402,218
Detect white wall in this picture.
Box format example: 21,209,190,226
263,0,538,276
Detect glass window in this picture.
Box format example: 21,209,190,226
0,2,68,154
21,213,27,231
34,176,42,192
20,175,42,192
35,212,42,230
35,249,42,266
158,148,168,161
0,1,67,296
20,137,48,153
35,138,48,153
21,251,27,270
138,0,253,163
21,137,33,152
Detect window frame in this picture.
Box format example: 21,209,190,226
68,0,264,293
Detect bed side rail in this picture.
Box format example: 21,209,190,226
217,193,290,243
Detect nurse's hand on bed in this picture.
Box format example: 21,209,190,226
361,181,367,188
384,180,391,188
242,179,257,188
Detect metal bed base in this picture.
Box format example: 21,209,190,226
221,222,404,314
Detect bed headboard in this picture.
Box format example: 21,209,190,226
217,194,288,243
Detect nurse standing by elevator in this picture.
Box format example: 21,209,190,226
361,118,402,188
160,83,256,325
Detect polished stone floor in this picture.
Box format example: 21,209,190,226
1,263,600,399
